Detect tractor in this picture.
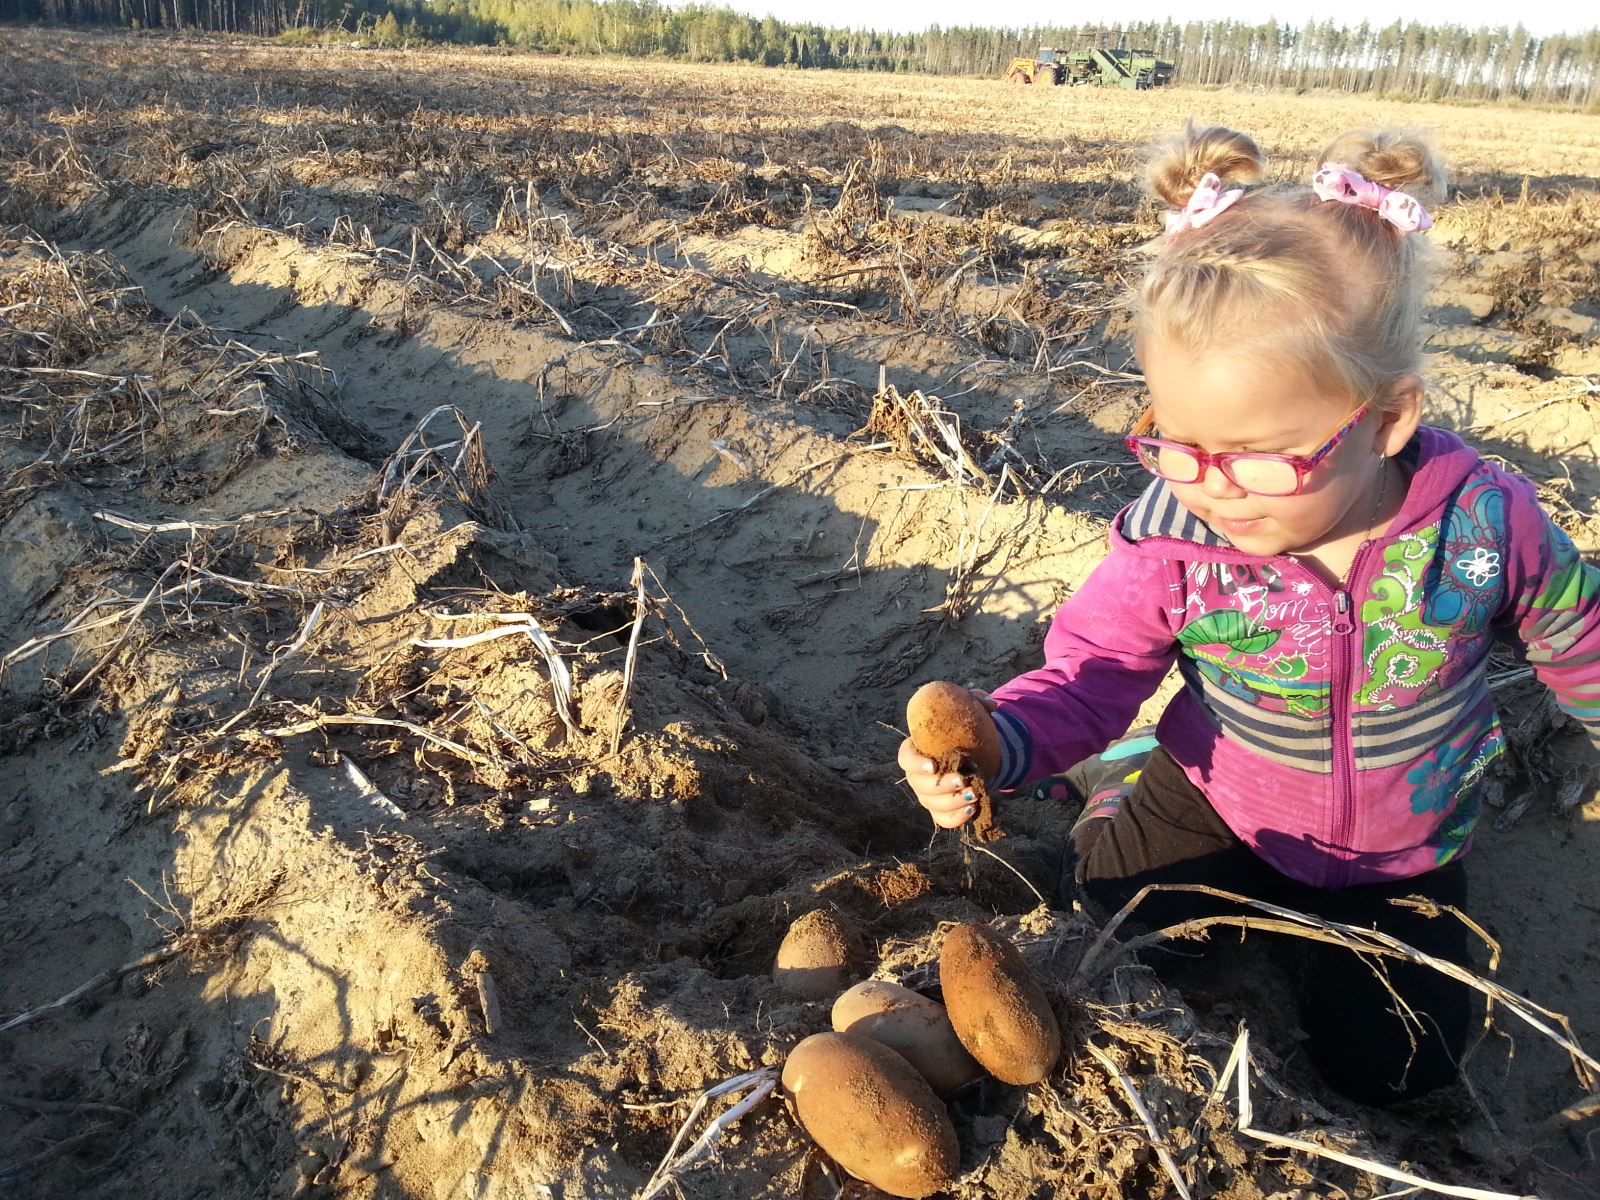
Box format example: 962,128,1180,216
1004,46,1072,86
1004,35,1174,89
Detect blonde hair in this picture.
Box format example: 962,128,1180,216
1135,123,1447,411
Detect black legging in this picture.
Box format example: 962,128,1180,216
1070,747,1475,1106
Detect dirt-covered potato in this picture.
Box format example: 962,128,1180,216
831,979,983,1096
907,681,1001,778
781,1031,960,1198
940,922,1061,1085
907,680,1005,841
772,908,859,998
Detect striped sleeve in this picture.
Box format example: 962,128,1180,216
991,708,1033,791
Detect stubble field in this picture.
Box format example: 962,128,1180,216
2,27,1599,1200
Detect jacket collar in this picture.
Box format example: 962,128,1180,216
1121,478,1230,549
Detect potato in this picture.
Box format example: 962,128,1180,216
781,1031,959,1198
907,680,1005,841
906,681,1001,779
772,909,859,999
831,980,982,1097
940,923,1061,1085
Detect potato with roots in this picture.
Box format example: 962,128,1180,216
781,1031,959,1198
906,680,1005,841
940,922,1062,1085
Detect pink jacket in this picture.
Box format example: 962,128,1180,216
989,426,1600,888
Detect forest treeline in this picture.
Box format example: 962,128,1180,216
4,0,1598,108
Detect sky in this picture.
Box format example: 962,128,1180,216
703,0,1594,39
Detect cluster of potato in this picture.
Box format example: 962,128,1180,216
774,916,1062,1198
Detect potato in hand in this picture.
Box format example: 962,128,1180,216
906,681,1004,841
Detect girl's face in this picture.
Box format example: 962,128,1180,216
1137,336,1419,559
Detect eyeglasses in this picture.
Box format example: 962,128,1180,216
1125,402,1371,497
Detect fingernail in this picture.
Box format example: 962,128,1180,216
962,788,974,803
964,805,975,818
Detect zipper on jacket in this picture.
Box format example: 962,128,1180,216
1326,568,1364,888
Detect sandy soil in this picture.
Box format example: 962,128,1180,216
2,29,1598,1200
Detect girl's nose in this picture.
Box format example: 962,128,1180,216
1200,464,1246,499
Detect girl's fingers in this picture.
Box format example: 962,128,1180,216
911,774,966,797
928,800,977,829
928,793,972,832
898,742,964,791
918,785,977,821
897,738,933,776
920,786,973,811
898,738,975,828
900,762,963,791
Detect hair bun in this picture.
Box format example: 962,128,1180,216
1318,130,1446,207
1144,123,1265,209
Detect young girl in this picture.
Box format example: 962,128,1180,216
901,124,1600,1105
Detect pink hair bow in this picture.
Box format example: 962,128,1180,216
1312,162,1433,233
1163,172,1243,235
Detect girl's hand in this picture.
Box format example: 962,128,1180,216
899,689,999,829
899,737,973,828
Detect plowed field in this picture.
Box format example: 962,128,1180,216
3,29,1598,1200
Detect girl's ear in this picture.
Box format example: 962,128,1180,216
1377,375,1424,457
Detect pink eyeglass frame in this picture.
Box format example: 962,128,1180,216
1125,402,1372,497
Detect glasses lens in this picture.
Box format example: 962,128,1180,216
1152,443,1202,483
1227,456,1299,495
1132,440,1201,483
